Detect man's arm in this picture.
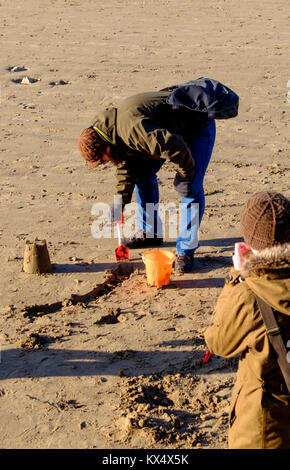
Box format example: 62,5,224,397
115,160,137,206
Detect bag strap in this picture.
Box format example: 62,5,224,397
254,294,290,394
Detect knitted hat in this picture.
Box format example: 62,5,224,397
240,191,290,250
78,127,108,166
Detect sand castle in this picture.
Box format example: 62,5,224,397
23,238,52,274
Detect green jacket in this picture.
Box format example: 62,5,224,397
92,90,208,205
204,244,290,449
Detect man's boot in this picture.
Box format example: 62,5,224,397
174,254,195,273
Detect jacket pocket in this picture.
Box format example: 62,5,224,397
229,384,242,427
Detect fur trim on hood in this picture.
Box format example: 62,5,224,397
240,243,290,276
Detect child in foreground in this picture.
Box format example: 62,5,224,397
204,191,290,449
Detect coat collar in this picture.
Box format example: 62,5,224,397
240,243,290,276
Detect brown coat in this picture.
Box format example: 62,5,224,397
204,244,290,449
91,90,208,205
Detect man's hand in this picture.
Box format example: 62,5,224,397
174,173,193,198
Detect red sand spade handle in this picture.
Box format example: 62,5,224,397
116,221,122,246
113,212,124,245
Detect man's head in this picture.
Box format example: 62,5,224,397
78,127,114,168
240,191,290,250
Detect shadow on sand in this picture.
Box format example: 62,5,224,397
0,341,234,380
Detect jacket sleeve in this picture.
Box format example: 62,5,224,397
123,116,195,179
204,268,262,358
115,160,136,206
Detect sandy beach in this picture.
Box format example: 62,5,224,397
0,0,289,449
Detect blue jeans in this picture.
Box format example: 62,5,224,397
135,118,216,254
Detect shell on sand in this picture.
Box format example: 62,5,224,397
21,76,39,84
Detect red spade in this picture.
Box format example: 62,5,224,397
114,215,130,262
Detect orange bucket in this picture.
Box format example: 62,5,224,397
142,250,176,288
